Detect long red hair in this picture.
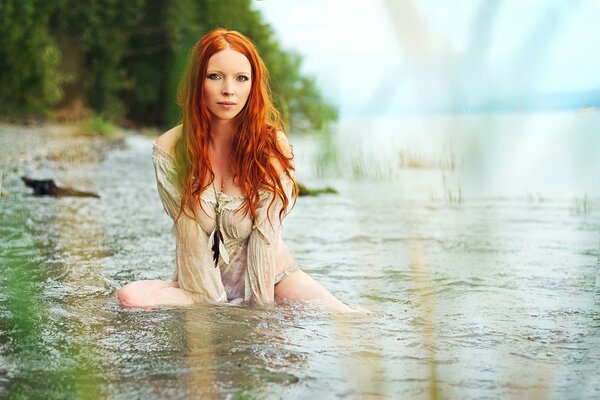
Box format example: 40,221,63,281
175,28,297,223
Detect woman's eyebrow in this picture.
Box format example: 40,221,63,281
206,69,251,74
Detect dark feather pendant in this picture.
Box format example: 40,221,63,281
211,227,221,268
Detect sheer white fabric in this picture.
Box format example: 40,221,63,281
152,143,298,305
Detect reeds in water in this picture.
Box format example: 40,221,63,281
571,193,590,214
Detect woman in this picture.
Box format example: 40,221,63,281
117,29,351,312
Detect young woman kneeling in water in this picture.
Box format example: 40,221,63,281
117,29,352,312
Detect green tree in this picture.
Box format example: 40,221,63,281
0,0,63,116
1,0,337,131
50,0,144,120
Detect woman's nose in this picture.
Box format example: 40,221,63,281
222,80,234,96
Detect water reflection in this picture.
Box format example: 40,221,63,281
1,119,600,398
184,307,220,399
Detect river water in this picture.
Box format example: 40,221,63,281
1,112,599,399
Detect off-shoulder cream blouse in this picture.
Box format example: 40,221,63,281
152,143,299,305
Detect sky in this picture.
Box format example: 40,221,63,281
254,0,600,116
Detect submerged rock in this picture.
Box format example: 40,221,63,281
21,176,100,198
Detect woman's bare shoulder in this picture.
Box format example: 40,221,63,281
270,130,294,176
275,130,293,158
155,124,182,157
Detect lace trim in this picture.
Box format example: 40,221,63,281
201,188,245,204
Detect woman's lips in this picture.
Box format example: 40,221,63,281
218,101,236,109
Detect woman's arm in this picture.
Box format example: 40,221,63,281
245,131,295,304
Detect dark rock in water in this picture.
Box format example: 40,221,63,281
21,176,100,198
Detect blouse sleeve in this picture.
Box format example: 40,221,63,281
152,146,181,220
174,216,228,303
245,174,295,305
152,145,227,303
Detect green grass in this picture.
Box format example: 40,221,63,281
297,182,337,196
77,116,119,138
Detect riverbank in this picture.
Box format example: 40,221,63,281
0,122,129,197
0,122,333,199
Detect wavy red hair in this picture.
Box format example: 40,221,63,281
175,28,297,223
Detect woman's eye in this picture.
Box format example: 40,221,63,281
236,75,249,82
206,73,221,80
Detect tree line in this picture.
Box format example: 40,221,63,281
0,0,338,131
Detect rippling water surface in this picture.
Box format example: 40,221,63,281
1,113,600,399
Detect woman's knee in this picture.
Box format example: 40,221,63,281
117,280,157,308
274,271,353,312
117,280,190,308
117,282,138,307
275,270,328,301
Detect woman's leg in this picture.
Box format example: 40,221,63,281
274,270,353,312
117,280,194,308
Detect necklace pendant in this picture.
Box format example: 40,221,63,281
211,228,221,268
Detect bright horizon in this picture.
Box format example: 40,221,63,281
255,0,600,116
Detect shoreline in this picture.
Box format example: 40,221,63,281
0,122,132,198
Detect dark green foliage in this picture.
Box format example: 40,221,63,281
121,0,172,126
50,0,145,120
0,0,64,116
0,0,337,130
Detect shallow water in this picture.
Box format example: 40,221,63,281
1,113,600,399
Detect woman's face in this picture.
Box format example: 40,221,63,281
203,48,252,121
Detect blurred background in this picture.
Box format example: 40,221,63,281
0,0,337,130
1,1,600,399
2,0,600,194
